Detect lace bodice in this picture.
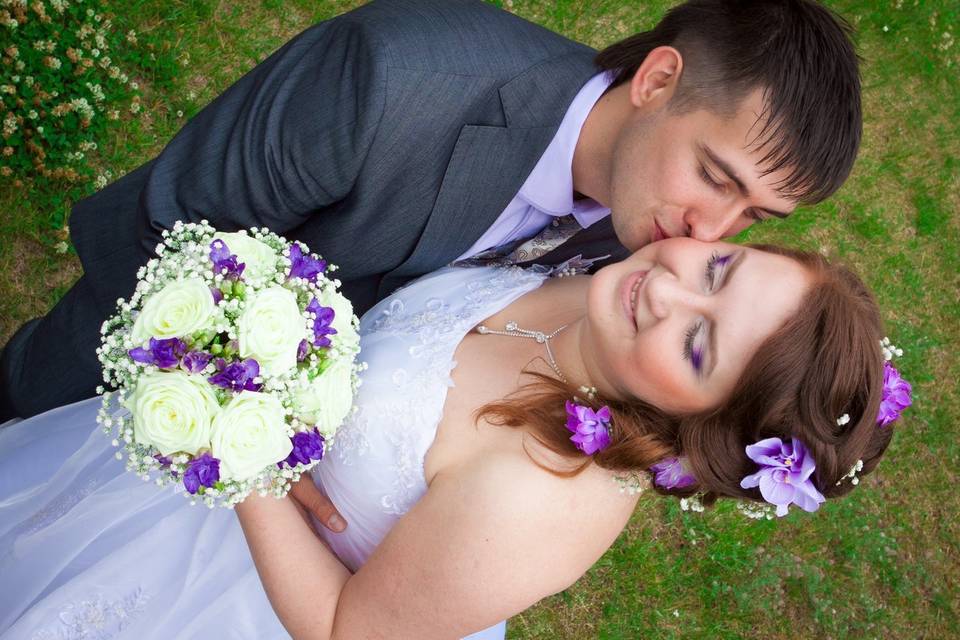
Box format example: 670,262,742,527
312,265,547,572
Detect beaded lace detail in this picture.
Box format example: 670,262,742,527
29,587,149,639
334,267,545,515
21,478,101,535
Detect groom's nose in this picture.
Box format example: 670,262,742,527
684,204,748,242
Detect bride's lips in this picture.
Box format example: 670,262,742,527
620,270,649,331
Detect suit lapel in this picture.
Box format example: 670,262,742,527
379,51,599,296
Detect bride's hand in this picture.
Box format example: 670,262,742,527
289,475,347,533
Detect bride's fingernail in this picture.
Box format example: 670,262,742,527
329,514,345,532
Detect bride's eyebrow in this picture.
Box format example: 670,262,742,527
706,251,747,378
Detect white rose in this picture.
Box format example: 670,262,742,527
238,285,306,376
209,392,292,481
126,371,219,456
292,358,354,439
132,277,216,343
318,289,359,350
212,231,277,282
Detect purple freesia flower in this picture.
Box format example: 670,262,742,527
183,453,220,495
306,298,337,348
209,239,245,279
288,243,327,282
210,287,224,305
282,428,326,467
564,400,612,455
297,339,310,362
208,358,262,392
180,350,213,374
740,437,825,517
650,456,697,489
877,362,912,426
153,454,172,467
128,337,187,369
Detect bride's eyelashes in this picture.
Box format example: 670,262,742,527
682,321,704,372
682,251,737,373
705,251,734,290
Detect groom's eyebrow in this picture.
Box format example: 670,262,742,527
700,144,790,220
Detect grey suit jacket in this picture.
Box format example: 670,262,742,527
0,0,630,419
70,0,627,317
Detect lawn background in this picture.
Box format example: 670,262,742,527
1,0,957,638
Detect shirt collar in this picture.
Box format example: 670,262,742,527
518,72,614,228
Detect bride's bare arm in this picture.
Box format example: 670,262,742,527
235,491,351,639
237,454,635,639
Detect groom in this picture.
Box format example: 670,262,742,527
0,0,859,433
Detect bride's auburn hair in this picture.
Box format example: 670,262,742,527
478,245,892,508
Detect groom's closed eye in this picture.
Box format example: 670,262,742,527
698,144,792,222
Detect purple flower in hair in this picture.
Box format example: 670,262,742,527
564,401,612,455
877,362,912,426
183,453,220,495
288,243,327,282
306,298,337,348
128,337,187,369
650,456,697,489
208,358,262,392
180,350,213,374
740,437,825,517
209,239,245,279
282,428,326,467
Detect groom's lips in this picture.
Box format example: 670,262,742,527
652,220,671,242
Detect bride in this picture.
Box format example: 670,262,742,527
0,237,894,639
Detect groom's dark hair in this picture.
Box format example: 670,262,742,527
595,0,861,205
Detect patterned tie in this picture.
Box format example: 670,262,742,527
455,214,582,267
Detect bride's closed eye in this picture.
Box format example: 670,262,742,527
682,250,742,374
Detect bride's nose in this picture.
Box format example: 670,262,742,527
644,271,708,320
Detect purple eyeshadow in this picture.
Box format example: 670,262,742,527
691,346,704,371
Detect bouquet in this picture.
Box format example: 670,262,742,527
95,220,362,508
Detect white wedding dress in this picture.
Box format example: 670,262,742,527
0,265,550,640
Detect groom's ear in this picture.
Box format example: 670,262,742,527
628,46,683,109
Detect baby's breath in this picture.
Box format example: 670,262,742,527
94,221,364,507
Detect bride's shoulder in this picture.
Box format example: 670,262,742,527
450,447,640,548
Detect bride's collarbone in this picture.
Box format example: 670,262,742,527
422,338,530,487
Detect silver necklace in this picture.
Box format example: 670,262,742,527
475,320,569,383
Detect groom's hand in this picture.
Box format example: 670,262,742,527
289,475,347,533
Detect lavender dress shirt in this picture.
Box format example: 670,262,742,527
457,72,614,261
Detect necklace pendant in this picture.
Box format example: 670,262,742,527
534,333,546,343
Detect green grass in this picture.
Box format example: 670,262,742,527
1,0,958,638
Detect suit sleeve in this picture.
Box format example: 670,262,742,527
130,18,386,255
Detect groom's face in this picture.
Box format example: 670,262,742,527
607,88,800,251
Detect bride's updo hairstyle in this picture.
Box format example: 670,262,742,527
479,245,893,509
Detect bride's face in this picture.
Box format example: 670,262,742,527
584,238,812,414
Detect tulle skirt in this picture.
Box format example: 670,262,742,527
0,397,291,639
0,398,507,640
